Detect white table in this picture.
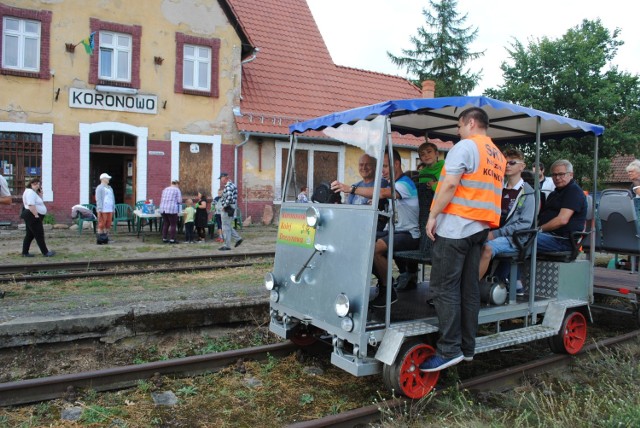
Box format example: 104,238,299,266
133,209,162,239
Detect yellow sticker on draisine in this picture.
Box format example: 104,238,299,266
277,207,315,248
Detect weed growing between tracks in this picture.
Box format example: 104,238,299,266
1,262,272,302
0,342,387,427
376,339,640,427
1,334,639,426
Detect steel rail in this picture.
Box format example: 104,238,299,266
0,261,264,283
287,329,640,428
0,251,275,276
0,341,296,407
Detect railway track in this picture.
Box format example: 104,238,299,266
0,251,275,282
0,341,296,407
1,329,638,423
287,329,640,427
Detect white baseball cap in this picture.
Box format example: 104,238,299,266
100,173,112,180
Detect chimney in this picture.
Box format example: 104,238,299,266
422,80,435,98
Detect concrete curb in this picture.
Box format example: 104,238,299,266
0,298,269,348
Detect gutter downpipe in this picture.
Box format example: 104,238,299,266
236,132,252,219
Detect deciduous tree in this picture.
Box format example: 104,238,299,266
485,19,640,185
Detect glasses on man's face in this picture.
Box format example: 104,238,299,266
551,172,569,178
506,160,523,166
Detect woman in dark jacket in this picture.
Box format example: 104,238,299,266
194,191,209,242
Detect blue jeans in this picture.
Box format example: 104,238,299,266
429,229,488,358
537,232,572,252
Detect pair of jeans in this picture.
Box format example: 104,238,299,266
184,221,195,242
22,211,50,255
161,212,178,241
429,229,488,358
222,211,242,247
536,232,572,252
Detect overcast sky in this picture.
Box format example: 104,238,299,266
307,0,639,95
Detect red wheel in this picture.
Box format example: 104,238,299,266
549,310,587,355
289,325,323,347
383,339,439,399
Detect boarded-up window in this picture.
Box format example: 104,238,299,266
179,142,212,197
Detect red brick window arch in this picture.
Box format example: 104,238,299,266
0,3,51,80
88,18,141,89
175,33,220,98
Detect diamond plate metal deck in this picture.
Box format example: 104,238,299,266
475,324,556,354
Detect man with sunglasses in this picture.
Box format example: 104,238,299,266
537,159,587,252
478,149,535,292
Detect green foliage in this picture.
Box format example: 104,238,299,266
199,337,235,354
42,214,55,225
177,385,198,396
387,0,483,96
299,393,314,406
485,19,640,185
260,353,278,376
80,405,124,424
136,379,152,393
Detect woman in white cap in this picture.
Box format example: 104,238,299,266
95,173,115,243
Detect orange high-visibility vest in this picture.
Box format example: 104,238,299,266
437,135,505,228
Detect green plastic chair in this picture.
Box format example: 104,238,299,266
112,203,134,233
77,203,97,235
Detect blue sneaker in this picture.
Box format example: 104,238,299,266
419,354,464,372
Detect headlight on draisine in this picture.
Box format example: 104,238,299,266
264,272,275,290
306,206,320,228
334,293,350,317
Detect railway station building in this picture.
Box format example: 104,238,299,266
0,0,444,225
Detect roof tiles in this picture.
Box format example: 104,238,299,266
229,0,423,143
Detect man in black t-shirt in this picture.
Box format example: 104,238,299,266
537,159,587,252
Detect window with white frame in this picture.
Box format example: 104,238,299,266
183,44,211,91
2,16,40,72
275,141,344,202
99,31,132,82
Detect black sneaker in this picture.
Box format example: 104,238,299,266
234,238,243,248
370,288,398,308
43,251,56,257
21,253,34,257
218,246,231,251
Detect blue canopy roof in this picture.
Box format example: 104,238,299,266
289,96,604,143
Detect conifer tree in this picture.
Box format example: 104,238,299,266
388,0,484,96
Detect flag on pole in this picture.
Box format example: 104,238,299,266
80,32,95,55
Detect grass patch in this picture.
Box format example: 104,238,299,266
3,335,638,426
377,340,640,427
3,264,270,301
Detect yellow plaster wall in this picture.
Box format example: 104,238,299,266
0,0,242,142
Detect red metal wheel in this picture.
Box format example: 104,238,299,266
549,310,587,355
383,339,439,399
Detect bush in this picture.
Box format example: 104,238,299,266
42,214,55,225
